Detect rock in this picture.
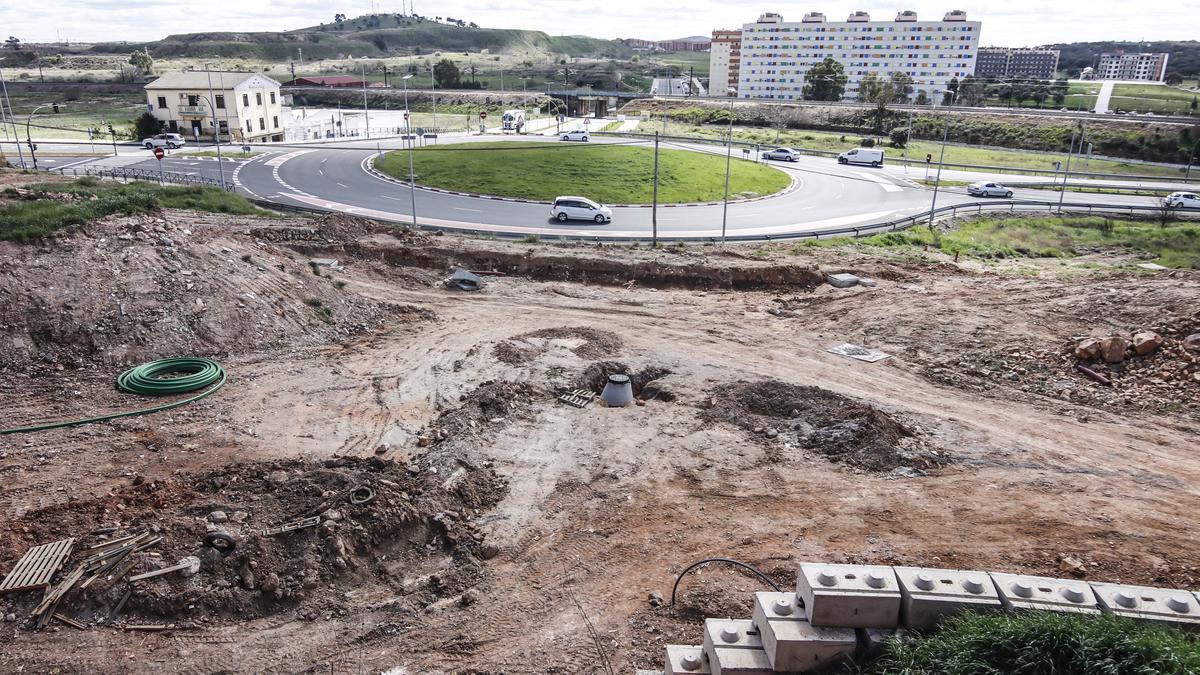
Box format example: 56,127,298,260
322,509,343,522
374,443,390,455
1074,338,1101,361
1060,555,1087,577
260,572,280,594
826,273,860,289
459,588,480,607
1183,334,1200,353
333,557,347,570
3,613,15,622
158,235,175,247
1099,336,1129,364
417,435,432,448
648,591,664,608
266,470,289,484
887,466,928,479
1132,331,1162,356
857,277,877,288
241,572,256,590
764,428,779,439
231,511,248,522
207,510,229,523
479,542,500,560
302,572,320,589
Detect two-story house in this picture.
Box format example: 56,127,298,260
144,71,285,143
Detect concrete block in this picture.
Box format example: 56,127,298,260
706,645,773,675
703,618,762,651
1091,582,1200,628
750,592,856,672
826,273,860,288
701,618,772,674
989,572,1100,615
664,645,710,674
797,562,902,628
894,566,1003,631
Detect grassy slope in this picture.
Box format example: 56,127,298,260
800,214,1200,269
6,92,144,141
374,141,790,204
1110,83,1200,115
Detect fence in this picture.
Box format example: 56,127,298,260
50,165,232,190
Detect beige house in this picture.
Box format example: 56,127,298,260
144,71,284,143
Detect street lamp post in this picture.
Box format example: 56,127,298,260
720,88,737,245
0,67,25,167
361,59,371,139
25,104,51,170
192,94,226,189
927,121,951,231
402,74,417,229
203,65,227,189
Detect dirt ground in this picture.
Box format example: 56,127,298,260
1,202,1199,673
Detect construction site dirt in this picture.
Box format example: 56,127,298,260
1,206,1198,673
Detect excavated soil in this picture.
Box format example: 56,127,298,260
493,326,623,365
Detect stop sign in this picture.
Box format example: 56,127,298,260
479,111,487,119
153,146,165,160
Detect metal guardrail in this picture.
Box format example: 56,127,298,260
50,166,233,190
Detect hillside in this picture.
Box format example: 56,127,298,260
88,13,632,61
1052,40,1200,81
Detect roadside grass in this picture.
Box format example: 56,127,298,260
1111,83,1200,115
795,214,1200,269
847,611,1200,675
0,179,271,241
674,125,1191,179
6,91,144,140
915,180,1171,197
599,121,623,132
374,141,790,204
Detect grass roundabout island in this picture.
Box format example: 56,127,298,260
373,141,792,204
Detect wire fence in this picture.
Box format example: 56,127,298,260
49,165,233,190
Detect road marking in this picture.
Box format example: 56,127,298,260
454,207,482,212
336,182,349,188
381,195,406,201
854,171,903,193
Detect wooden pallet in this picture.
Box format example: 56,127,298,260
0,538,74,594
557,389,596,408
261,516,320,537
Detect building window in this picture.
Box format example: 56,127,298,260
246,120,253,133
270,91,276,104
243,93,249,107
215,95,225,109
259,118,265,131
272,116,279,129
256,92,263,105
187,94,199,106
156,96,167,110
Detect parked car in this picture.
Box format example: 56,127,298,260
560,130,590,142
1164,192,1200,209
967,181,1014,198
141,133,186,149
551,196,612,223
837,147,884,167
762,147,800,162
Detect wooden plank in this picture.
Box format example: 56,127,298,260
54,613,86,630
0,538,75,594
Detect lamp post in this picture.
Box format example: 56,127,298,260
720,88,737,245
0,67,25,167
203,65,226,188
361,59,371,139
25,104,52,171
402,74,417,229
927,121,951,231
430,66,437,133
192,94,226,189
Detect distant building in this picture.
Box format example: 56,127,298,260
709,30,742,96
285,75,367,88
144,71,284,143
618,36,711,52
1096,52,1169,81
737,10,981,102
976,47,1060,81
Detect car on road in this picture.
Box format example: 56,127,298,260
142,133,186,149
1164,191,1200,209
762,147,800,162
551,196,612,223
560,130,590,142
967,181,1014,198
837,147,884,167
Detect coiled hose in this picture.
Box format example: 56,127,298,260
1,357,226,435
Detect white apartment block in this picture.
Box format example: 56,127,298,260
709,30,742,97
1096,52,1169,82
144,71,285,143
737,10,981,102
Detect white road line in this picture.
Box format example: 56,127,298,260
381,195,406,201
854,171,903,193
454,207,482,212
336,182,349,188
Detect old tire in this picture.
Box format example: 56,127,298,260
204,531,237,555
349,485,376,506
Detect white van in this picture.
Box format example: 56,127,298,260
837,147,884,167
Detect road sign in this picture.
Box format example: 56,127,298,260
153,147,165,160
479,111,487,119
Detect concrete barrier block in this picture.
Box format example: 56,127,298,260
827,273,860,288
750,591,856,672
989,572,1100,615
1091,582,1200,628
797,562,902,628
665,645,710,674
893,566,1003,631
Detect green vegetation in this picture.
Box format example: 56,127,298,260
0,179,270,241
1110,83,1200,115
599,121,622,132
4,91,144,141
849,611,1200,674
374,141,790,204
801,214,1200,269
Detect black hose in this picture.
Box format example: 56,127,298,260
669,557,782,608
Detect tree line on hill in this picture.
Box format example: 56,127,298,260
1052,41,1200,82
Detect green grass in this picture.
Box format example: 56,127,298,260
801,215,1200,268
599,121,623,132
5,91,144,140
0,178,270,241
849,611,1200,674
374,141,790,204
1111,83,1200,115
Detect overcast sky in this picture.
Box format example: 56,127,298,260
4,1,1197,47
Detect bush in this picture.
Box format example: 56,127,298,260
859,137,876,148
889,127,909,148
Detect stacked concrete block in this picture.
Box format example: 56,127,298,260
701,618,773,675
1091,582,1200,629
749,592,857,671
990,572,1100,615
797,563,902,628
893,566,1003,631
665,644,710,674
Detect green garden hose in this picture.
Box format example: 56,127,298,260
1,357,226,435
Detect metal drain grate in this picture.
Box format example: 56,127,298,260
557,389,596,408
0,537,75,594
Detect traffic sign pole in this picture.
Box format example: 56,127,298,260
153,145,165,184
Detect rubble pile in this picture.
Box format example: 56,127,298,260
429,380,543,444
492,326,624,365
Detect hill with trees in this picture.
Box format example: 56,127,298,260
1052,40,1200,82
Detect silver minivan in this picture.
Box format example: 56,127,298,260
551,196,613,223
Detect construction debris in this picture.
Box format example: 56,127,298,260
0,538,75,594
827,343,891,363
260,516,321,537
445,267,483,291
557,389,596,408
826,273,861,289
128,556,201,582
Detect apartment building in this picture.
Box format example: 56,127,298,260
1096,52,1169,82
144,71,284,143
709,30,742,96
737,10,981,102
976,47,1060,81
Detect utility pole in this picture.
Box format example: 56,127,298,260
26,104,51,171
927,122,950,231
204,65,226,189
651,131,660,247
360,59,371,139
1057,129,1078,213
431,66,437,132
721,89,736,244
290,60,296,83
0,68,25,167
402,73,417,229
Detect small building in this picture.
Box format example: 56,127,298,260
285,75,368,88
144,71,284,143
709,29,742,96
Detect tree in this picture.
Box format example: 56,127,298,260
334,13,346,22
128,49,153,76
801,57,846,102
1192,96,1197,112
888,71,914,102
915,90,929,106
433,58,460,88
1051,78,1069,107
4,36,19,50
958,76,985,106
1031,86,1049,107
857,72,883,103
132,111,162,139
889,126,910,148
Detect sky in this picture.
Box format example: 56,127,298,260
3,0,1198,47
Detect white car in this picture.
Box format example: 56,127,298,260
1164,192,1200,209
560,130,590,142
967,181,1014,198
762,147,800,162
141,133,186,149
551,196,612,223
